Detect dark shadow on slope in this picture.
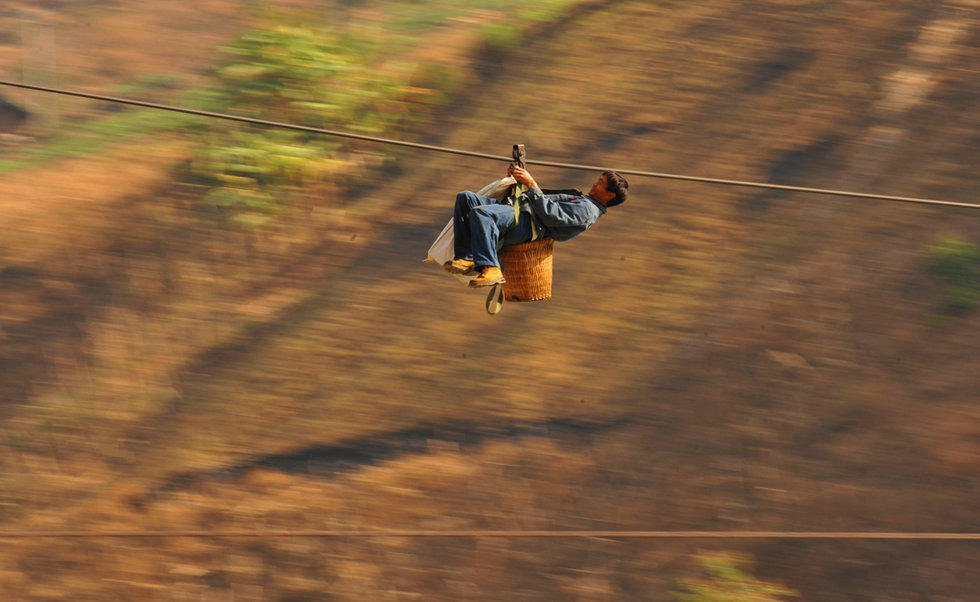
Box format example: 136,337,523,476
0,270,106,416
0,265,40,285
135,416,632,507
742,134,844,211
472,0,624,79
741,48,812,95
0,94,28,132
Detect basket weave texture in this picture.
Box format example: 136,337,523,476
500,238,554,302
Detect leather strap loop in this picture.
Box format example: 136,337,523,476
485,283,504,315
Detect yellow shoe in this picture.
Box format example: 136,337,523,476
469,266,505,287
444,258,476,275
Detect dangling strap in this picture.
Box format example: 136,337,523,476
485,144,524,316
512,182,526,225
486,283,504,315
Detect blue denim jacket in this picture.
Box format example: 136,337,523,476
523,186,607,242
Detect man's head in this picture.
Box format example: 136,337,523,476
588,171,629,207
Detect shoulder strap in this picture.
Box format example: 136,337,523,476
540,188,583,196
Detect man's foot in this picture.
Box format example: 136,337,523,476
444,258,476,275
469,266,505,287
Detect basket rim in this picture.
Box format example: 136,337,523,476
501,237,554,252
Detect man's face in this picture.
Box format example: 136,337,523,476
588,175,616,204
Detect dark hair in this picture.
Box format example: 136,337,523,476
602,170,629,207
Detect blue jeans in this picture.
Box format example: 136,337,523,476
453,191,533,268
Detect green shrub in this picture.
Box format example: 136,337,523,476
409,64,464,104
477,0,577,58
670,553,798,601
480,22,522,56
192,3,585,224
189,24,413,223
926,237,980,312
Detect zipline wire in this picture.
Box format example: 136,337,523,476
1,80,976,210
0,530,978,540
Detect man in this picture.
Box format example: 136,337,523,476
447,165,629,286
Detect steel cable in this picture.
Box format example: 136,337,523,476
1,80,976,209
0,530,977,540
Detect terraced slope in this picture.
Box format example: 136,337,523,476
0,1,977,599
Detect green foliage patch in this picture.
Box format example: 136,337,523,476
188,25,418,223
671,553,798,601
926,237,980,312
478,0,578,56
1,2,586,220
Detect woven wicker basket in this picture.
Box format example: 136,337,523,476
499,238,554,302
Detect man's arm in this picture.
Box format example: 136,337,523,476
508,166,598,229
508,164,537,188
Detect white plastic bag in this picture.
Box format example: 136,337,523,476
425,177,517,276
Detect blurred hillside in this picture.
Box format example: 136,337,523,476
0,0,977,600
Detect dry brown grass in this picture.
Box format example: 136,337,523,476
1,0,978,599
0,1,248,89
